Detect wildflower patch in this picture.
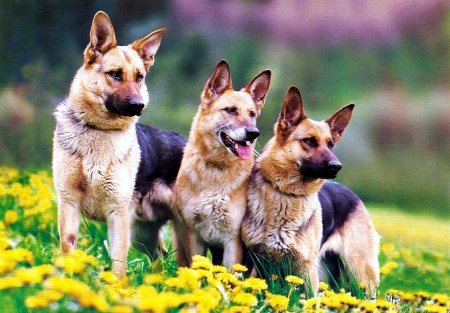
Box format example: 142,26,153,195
0,167,449,312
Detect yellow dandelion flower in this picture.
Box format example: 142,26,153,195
319,282,329,291
285,275,304,285
216,272,239,287
185,288,221,311
0,183,6,197
211,265,228,273
265,291,289,312
232,291,258,306
24,295,49,309
335,293,359,307
110,304,134,313
241,277,268,291
377,299,395,310
232,263,248,272
35,264,56,277
8,247,34,262
54,255,85,275
176,267,201,290
38,290,63,302
135,284,157,298
78,290,109,312
10,182,23,195
0,276,24,289
135,291,183,312
144,273,164,285
0,258,16,274
303,297,319,309
432,294,450,305
14,267,44,284
0,236,10,251
99,271,119,284
45,276,90,297
360,300,378,312
18,186,37,208
191,254,213,270
37,198,52,210
423,304,448,313
4,210,19,224
322,296,342,310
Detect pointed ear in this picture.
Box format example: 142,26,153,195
85,11,117,64
244,70,271,113
280,86,306,127
325,103,355,142
201,60,232,107
131,28,165,71
277,86,307,139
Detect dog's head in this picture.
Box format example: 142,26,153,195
267,86,354,181
78,11,164,119
195,60,271,160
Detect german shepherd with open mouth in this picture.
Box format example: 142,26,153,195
53,11,186,278
242,86,379,295
174,60,271,268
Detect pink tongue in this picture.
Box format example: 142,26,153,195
236,144,252,160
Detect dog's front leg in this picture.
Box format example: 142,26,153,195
222,237,244,269
58,201,81,253
107,210,130,278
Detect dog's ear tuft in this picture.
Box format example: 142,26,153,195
132,28,165,71
277,86,307,139
245,70,271,113
202,60,232,107
85,11,117,64
281,86,306,126
325,103,355,142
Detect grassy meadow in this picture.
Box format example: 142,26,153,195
0,167,449,312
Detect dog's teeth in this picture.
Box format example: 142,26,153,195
246,141,250,146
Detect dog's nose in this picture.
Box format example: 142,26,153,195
129,98,145,112
245,128,260,141
328,160,342,173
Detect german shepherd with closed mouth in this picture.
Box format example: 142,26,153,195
53,11,186,278
241,86,380,295
174,60,271,268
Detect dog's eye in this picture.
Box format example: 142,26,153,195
136,73,144,83
302,137,318,148
249,110,256,118
224,106,238,115
327,140,335,149
108,70,122,81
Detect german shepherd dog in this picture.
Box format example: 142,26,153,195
53,11,186,278
174,60,271,268
242,86,379,294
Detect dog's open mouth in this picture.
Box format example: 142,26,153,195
220,132,253,160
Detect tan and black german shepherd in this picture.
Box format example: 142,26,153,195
174,60,271,268
242,86,379,294
53,11,187,278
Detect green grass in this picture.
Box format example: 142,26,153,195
0,167,449,312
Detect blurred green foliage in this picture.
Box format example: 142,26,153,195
0,1,449,215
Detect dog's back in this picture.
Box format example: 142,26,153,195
319,181,359,245
131,123,187,258
135,123,186,196
319,180,380,292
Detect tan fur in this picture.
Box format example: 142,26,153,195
320,201,380,289
174,60,271,268
242,86,379,294
52,11,164,278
